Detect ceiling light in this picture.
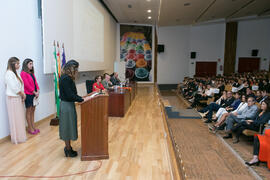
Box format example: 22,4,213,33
147,10,152,13
148,16,152,19
184,3,191,6
146,0,151,2
128,4,132,8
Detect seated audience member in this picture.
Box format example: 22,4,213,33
231,100,270,143
200,91,235,123
110,72,121,86
92,75,105,92
262,79,270,93
102,73,113,90
237,80,248,93
187,83,203,101
255,90,263,103
232,79,241,88
186,81,199,99
223,97,258,139
259,90,268,104
245,87,256,99
217,80,225,95
211,92,241,122
246,120,270,168
188,84,212,108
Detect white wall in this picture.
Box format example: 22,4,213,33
236,18,270,71
0,0,117,139
189,23,225,76
157,26,190,84
157,23,225,84
157,18,270,84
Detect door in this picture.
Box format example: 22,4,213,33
195,62,217,77
238,57,260,73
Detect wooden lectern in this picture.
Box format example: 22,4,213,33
79,93,109,161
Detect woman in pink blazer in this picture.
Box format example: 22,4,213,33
21,59,40,135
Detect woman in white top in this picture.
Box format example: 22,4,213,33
5,57,27,144
213,92,239,121
208,95,248,133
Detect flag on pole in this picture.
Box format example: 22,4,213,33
53,41,60,117
62,43,66,67
56,42,61,78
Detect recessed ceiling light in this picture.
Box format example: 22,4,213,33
146,0,151,2
147,10,152,13
148,16,152,19
184,3,191,6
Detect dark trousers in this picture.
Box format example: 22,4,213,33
253,136,260,155
232,121,259,138
200,103,220,120
191,94,209,107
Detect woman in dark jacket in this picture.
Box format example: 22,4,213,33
59,60,89,157
231,100,270,143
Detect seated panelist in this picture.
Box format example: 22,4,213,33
102,73,113,90
110,72,120,86
93,75,105,92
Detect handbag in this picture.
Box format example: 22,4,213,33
33,97,39,106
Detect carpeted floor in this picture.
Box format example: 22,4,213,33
160,90,270,179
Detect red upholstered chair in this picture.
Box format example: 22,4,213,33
257,129,270,169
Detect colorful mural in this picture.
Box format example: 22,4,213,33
120,26,152,81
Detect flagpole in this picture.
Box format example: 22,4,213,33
50,40,60,126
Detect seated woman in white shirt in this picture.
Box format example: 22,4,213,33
208,95,247,133
188,84,212,109
211,92,241,121
5,57,27,144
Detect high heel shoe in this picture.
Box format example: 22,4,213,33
64,147,78,157
28,130,38,135
34,129,40,133
245,161,260,166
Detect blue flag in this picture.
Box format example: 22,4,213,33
62,43,66,67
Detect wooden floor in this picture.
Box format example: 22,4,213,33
161,91,260,180
0,85,172,180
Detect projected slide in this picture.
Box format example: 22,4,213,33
42,0,105,74
73,0,104,63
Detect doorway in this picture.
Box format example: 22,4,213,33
195,62,217,77
238,57,260,73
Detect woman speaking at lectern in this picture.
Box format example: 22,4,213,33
59,60,90,157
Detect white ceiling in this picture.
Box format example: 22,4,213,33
102,0,270,26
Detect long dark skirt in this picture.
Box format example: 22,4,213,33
59,101,78,141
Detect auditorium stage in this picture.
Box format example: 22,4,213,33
0,85,173,179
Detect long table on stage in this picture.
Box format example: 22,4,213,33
108,83,136,117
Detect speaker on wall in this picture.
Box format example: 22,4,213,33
190,52,196,59
157,44,165,53
252,49,258,56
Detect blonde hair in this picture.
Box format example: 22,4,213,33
7,57,23,84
